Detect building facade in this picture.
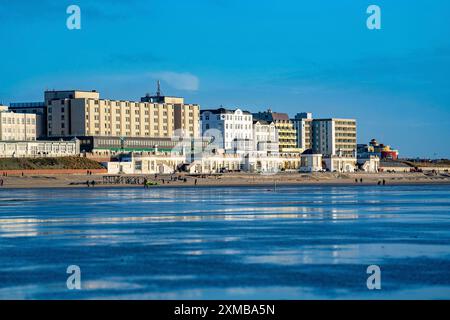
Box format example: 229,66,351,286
299,149,323,173
293,112,313,151
0,107,37,141
9,102,47,138
201,108,253,152
253,109,299,153
0,139,80,158
45,90,200,139
358,139,399,160
311,118,357,157
252,120,279,153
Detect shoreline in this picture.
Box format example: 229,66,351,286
1,172,450,189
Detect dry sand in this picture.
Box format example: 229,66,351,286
1,171,450,189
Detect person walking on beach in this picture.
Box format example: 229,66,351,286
0,178,3,187
143,178,148,189
360,178,363,183
86,180,90,187
91,180,96,187
195,179,198,185
382,179,386,185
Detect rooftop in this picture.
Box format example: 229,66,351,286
201,108,252,115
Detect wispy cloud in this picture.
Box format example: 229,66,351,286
149,72,199,91
8,70,200,102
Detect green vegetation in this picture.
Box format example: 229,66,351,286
0,157,104,170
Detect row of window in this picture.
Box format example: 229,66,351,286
202,115,252,121
1,117,36,125
1,128,35,133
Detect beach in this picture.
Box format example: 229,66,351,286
1,184,450,299
1,171,450,189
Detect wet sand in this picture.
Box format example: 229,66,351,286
1,172,450,189
1,184,450,299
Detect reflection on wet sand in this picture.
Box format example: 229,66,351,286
0,184,450,299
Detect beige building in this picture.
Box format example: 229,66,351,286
46,90,200,139
253,109,300,153
0,106,36,141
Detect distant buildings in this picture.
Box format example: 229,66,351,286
293,112,313,151
44,89,200,138
253,109,300,153
252,120,279,153
1,84,370,173
358,139,399,160
9,102,47,138
292,113,357,172
311,118,357,158
0,106,37,141
0,139,80,158
294,113,357,157
200,108,253,152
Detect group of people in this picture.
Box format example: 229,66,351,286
355,178,386,185
142,174,198,188
86,180,96,187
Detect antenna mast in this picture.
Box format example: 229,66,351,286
156,80,162,97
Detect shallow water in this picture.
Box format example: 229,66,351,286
1,184,450,299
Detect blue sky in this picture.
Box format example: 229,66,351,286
0,0,449,158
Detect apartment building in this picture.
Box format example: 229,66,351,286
253,120,279,153
253,109,299,153
46,90,200,138
200,108,253,152
0,106,36,141
293,112,313,150
9,102,47,138
311,118,357,157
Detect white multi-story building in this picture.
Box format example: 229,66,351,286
0,106,37,141
253,120,279,154
201,108,253,153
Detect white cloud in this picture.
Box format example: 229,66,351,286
149,72,200,91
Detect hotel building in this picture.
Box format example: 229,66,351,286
200,108,253,152
253,109,300,153
311,118,357,157
253,120,279,153
45,89,200,138
293,112,313,150
9,102,47,138
0,106,37,141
